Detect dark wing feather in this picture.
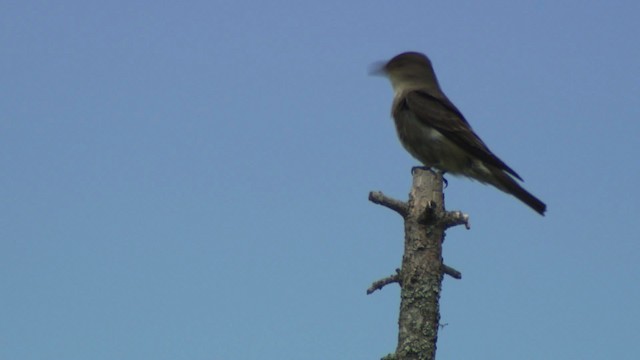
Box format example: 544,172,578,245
403,90,523,181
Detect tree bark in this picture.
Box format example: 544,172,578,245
395,168,445,360
369,168,468,360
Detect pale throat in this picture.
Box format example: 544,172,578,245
388,76,428,96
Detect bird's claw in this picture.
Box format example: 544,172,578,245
438,171,448,188
411,166,431,175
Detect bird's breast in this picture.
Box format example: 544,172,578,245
393,109,472,175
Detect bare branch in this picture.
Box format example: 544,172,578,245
366,269,401,295
368,191,408,217
443,210,470,230
442,264,462,279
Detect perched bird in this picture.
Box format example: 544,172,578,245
372,52,546,215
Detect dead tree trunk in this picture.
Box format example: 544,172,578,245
368,168,469,360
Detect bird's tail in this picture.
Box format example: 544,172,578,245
492,170,547,216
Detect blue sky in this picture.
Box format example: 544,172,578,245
2,1,639,359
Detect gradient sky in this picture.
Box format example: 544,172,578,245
2,1,639,359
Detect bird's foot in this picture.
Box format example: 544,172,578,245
411,166,431,175
439,171,448,188
410,167,448,187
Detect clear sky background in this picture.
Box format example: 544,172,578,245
2,1,639,359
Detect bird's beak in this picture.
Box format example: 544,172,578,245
368,61,387,76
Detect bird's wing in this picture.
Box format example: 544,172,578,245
402,90,523,181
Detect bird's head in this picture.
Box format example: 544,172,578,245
370,52,440,93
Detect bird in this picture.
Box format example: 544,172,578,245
371,51,546,215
